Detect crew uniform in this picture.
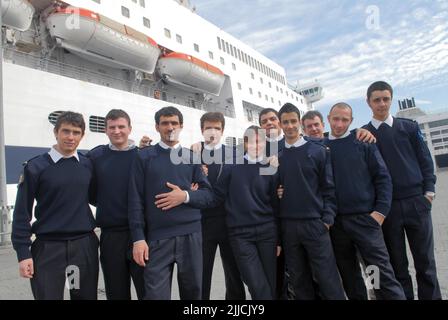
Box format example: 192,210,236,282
12,147,98,300
325,131,405,300
364,115,441,300
278,137,345,300
87,142,144,300
128,142,214,300
212,155,279,300
199,142,245,300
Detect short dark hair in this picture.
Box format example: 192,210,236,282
200,112,225,130
155,106,183,125
105,109,131,126
278,103,301,122
329,102,353,117
258,108,279,125
367,81,393,100
302,110,323,124
54,111,85,134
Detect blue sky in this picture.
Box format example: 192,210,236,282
193,0,448,128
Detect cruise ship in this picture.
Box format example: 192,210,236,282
0,0,323,213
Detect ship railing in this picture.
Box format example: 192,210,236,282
1,47,232,115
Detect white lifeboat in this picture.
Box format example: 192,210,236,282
1,0,35,31
46,7,161,74
157,52,225,96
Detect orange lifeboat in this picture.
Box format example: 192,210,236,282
46,7,161,74
157,52,225,96
1,0,35,31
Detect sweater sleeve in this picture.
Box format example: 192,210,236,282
411,123,436,193
187,164,216,209
318,148,337,226
12,165,37,262
128,155,147,242
367,144,392,216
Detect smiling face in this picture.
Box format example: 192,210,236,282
54,122,84,156
260,111,282,138
280,112,301,144
106,117,132,149
367,90,392,121
302,116,325,139
156,115,183,146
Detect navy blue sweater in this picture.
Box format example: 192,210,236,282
199,143,234,219
12,153,96,261
212,160,279,228
128,144,214,242
87,145,138,230
325,133,392,216
278,140,337,225
364,118,436,199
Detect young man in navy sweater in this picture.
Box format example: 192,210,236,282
191,112,245,300
277,103,345,300
129,106,214,300
12,112,98,300
363,81,440,300
87,109,144,300
325,103,405,300
211,125,280,300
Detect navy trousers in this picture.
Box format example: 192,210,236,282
382,194,441,300
143,232,203,300
100,229,145,300
202,215,245,300
281,219,346,300
331,214,406,300
30,232,99,300
228,221,277,300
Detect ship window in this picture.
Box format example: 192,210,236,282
296,96,299,102
91,0,100,3
249,88,253,95
429,119,448,128
442,129,448,134
265,94,268,101
220,57,225,65
232,63,236,71
260,77,263,84
139,0,146,7
176,34,183,44
258,92,262,98
268,82,271,88
286,92,289,97
194,43,200,52
229,44,234,57
430,131,441,137
221,39,225,51
225,42,230,54
237,49,242,61
89,116,106,133
276,86,279,92
164,28,171,38
121,6,130,18
48,111,65,126
209,51,214,59
432,139,443,144
435,146,444,150
280,88,283,94
271,97,274,103
250,73,254,79
143,17,150,28
279,101,282,106
238,83,242,90
217,37,221,50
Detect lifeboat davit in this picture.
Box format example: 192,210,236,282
1,0,35,31
158,53,225,96
46,7,161,74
